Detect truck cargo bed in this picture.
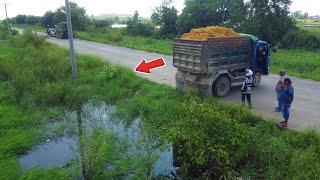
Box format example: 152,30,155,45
173,37,252,73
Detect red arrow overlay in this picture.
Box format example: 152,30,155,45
134,57,166,74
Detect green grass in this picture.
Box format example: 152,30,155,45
14,24,46,33
76,31,173,55
272,50,320,81
2,30,320,179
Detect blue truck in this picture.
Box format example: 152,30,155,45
173,34,273,97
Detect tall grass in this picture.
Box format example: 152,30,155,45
2,32,320,179
272,50,320,81
76,30,173,55
281,28,320,51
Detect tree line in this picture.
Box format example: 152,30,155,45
7,0,320,49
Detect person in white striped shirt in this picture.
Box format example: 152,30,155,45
241,69,253,109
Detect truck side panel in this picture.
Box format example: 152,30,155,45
206,37,252,72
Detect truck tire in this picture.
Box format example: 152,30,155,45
213,76,230,97
253,72,262,87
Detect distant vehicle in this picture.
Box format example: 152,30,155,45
173,34,274,97
47,22,72,39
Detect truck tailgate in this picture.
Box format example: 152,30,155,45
173,38,205,73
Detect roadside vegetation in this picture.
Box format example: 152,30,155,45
2,27,320,179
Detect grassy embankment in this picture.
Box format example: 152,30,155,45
2,30,320,179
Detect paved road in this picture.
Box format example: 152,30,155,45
17,29,320,131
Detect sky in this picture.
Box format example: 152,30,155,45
0,0,319,20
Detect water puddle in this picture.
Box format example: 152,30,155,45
19,102,176,178
19,136,78,171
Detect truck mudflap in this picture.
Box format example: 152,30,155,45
175,71,209,95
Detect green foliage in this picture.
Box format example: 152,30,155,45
76,30,173,55
106,29,124,42
177,0,246,34
2,34,320,179
20,167,73,180
271,49,320,81
96,64,118,80
169,99,249,178
281,28,320,50
151,0,178,38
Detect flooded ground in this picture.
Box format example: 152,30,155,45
19,102,176,178
19,136,78,171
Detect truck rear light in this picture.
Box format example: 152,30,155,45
199,73,208,78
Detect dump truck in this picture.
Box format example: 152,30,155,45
47,22,69,39
173,34,273,97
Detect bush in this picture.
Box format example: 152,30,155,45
106,29,124,42
169,99,249,178
23,29,45,48
126,22,153,36
281,28,320,51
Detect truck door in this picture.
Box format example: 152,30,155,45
256,43,269,75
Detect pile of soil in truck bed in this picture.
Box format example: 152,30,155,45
181,26,240,41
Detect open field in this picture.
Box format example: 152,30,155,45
2,33,320,179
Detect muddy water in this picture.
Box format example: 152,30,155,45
19,102,176,178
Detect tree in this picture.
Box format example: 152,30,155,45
151,0,178,37
25,15,41,25
15,15,27,24
241,0,294,43
133,11,139,22
177,0,246,34
127,11,153,36
54,2,88,31
41,11,55,27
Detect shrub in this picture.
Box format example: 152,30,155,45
169,99,249,178
126,22,153,36
96,64,118,80
281,28,320,51
106,29,124,42
22,29,45,48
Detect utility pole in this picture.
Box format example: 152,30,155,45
3,3,11,35
65,0,77,80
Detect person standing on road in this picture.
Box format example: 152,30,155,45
279,78,294,127
241,69,253,109
275,70,286,112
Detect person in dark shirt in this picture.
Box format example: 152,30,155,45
279,78,294,127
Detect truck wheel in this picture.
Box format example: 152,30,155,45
253,72,261,87
213,76,230,97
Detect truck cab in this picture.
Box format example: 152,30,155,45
251,39,271,86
